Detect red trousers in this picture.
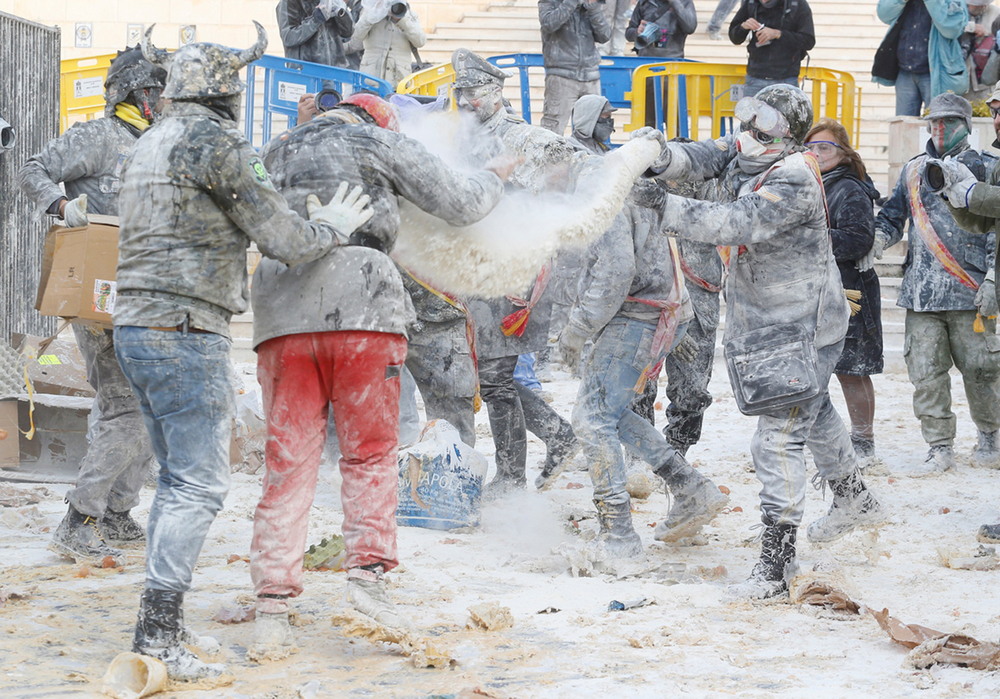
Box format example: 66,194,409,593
250,330,406,612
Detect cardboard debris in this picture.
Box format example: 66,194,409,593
35,216,119,324
331,609,455,668
467,602,514,631
937,545,1000,571
13,333,94,398
871,608,1000,670
0,394,91,482
789,574,861,614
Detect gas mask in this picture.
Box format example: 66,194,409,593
454,83,503,123
929,117,969,156
736,125,789,173
593,115,615,143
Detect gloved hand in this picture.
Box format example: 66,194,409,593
306,181,373,243
631,126,670,173
976,278,999,318
669,332,698,363
856,230,888,272
558,326,588,372
628,178,667,210
62,194,89,228
939,157,978,208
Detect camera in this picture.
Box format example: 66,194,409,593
390,1,408,18
315,87,343,112
635,22,662,49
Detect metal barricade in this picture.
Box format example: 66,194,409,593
60,53,116,133
626,62,860,144
243,54,393,148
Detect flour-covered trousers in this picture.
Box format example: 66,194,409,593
69,323,154,517
114,326,233,592
751,340,856,526
251,331,406,613
572,317,689,506
904,309,1000,445
540,74,600,135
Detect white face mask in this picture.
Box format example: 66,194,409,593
736,130,768,157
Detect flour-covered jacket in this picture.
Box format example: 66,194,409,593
538,0,612,82
348,10,426,87
656,136,848,350
876,142,996,312
18,116,139,216
277,0,355,67
251,116,505,348
114,102,337,338
566,197,693,340
466,109,590,359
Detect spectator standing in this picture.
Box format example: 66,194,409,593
707,0,739,41
805,118,885,471
624,0,697,57
348,0,427,86
538,0,612,135
599,0,634,55
277,0,356,68
961,0,1000,103
729,0,815,98
873,0,968,116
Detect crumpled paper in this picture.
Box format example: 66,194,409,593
871,608,1000,670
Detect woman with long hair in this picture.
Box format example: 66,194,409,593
804,118,884,470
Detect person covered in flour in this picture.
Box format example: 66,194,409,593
639,84,884,598
873,92,1000,477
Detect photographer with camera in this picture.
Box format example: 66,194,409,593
277,0,356,69
538,0,612,135
624,0,697,58
346,0,426,86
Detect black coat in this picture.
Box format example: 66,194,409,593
729,0,815,80
823,165,881,339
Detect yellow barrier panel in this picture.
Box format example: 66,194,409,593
397,63,455,98
625,62,859,146
60,54,116,133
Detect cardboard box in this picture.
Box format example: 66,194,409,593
36,215,120,323
11,333,95,398
0,394,92,483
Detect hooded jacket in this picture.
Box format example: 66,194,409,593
539,0,612,82
624,0,698,58
656,135,849,351
348,6,426,87
251,116,504,348
876,140,995,312
277,0,356,67
875,0,968,98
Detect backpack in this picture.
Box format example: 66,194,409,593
972,35,996,82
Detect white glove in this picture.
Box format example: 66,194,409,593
558,326,588,372
305,182,373,243
631,126,670,172
62,194,89,227
669,332,698,363
976,278,999,318
856,230,888,272
940,158,978,208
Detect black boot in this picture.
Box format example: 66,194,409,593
592,497,644,559
806,470,884,543
100,509,146,544
50,504,125,565
535,433,580,490
731,521,797,599
133,588,224,681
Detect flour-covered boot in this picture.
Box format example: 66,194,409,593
971,431,1000,469
729,522,798,600
346,566,412,632
50,504,125,566
592,497,644,560
133,588,225,681
247,600,297,663
910,444,954,477
653,453,727,542
807,470,884,544
100,508,146,544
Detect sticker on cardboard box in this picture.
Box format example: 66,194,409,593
93,279,117,315
37,355,63,366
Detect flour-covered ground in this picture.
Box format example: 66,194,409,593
3,355,1000,698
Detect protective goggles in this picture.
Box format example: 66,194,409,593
805,140,842,155
453,83,499,101
734,96,790,140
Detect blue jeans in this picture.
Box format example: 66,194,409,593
894,70,932,117
114,326,233,592
743,75,800,98
514,353,542,391
572,317,689,505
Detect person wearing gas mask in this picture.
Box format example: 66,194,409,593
277,0,356,68
538,0,612,135
450,49,583,495
729,0,815,97
873,92,1000,477
624,0,697,58
18,47,166,568
114,24,357,681
642,84,884,599
247,93,511,658
347,0,426,86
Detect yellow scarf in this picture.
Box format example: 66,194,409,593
115,102,150,131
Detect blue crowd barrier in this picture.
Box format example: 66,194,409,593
243,54,394,148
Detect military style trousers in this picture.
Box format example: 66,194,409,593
540,74,600,135
904,309,1000,446
251,330,406,613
